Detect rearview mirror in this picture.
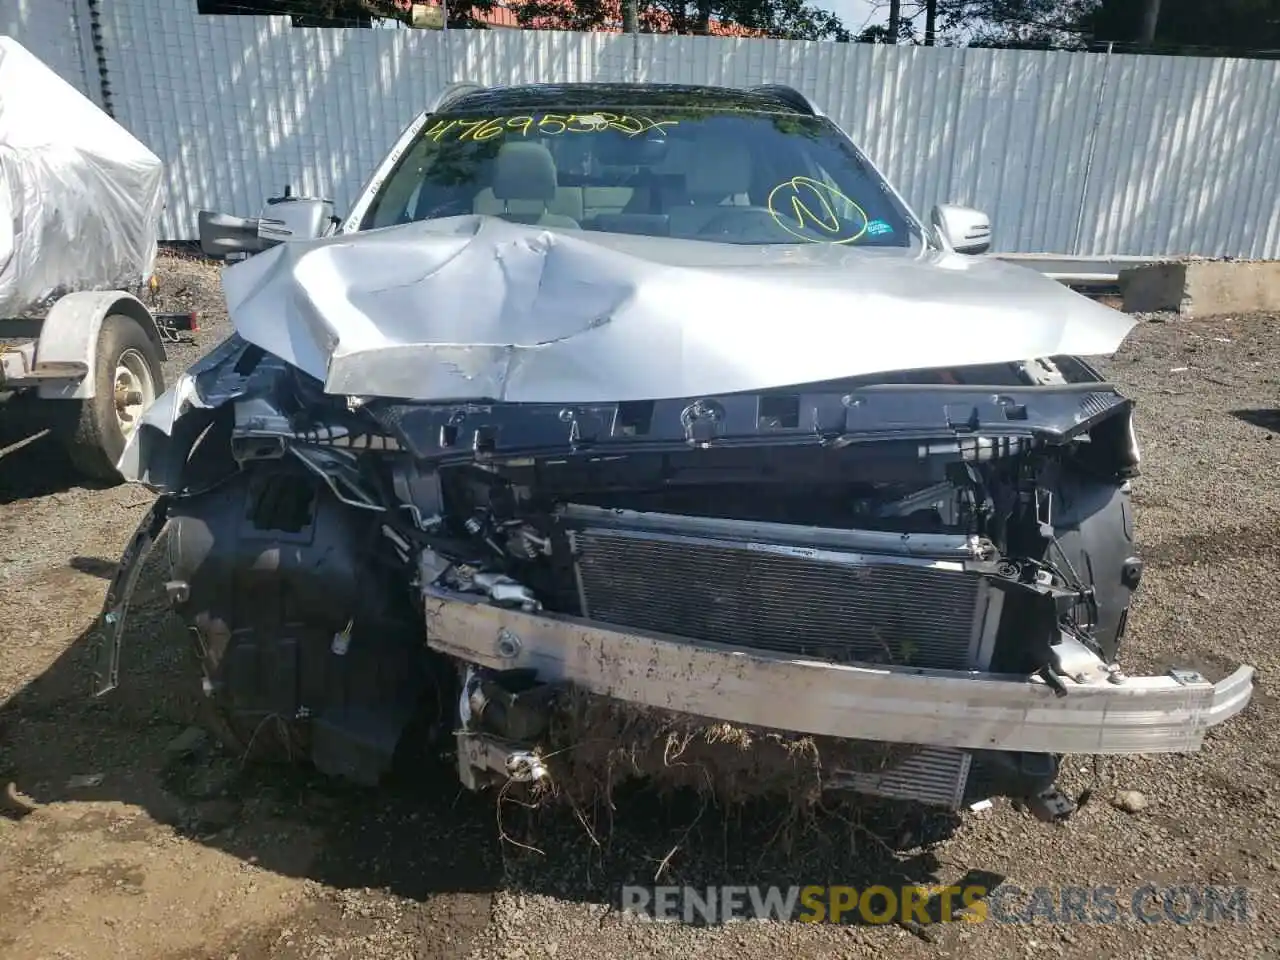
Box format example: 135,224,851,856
931,204,992,255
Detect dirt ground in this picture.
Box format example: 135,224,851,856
1,253,1278,959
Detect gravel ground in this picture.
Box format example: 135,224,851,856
0,253,1277,959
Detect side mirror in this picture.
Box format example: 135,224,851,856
197,189,336,260
197,210,274,259
258,192,335,244
931,204,992,255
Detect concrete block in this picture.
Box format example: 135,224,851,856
1120,260,1280,317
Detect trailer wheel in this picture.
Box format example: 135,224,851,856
57,312,164,483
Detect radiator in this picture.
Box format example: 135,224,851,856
827,747,973,809
560,504,1002,809
565,508,998,671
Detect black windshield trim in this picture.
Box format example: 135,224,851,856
441,82,812,115
438,105,816,119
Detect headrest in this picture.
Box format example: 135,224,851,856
492,141,558,202
686,138,752,197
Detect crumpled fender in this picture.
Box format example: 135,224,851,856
115,335,266,490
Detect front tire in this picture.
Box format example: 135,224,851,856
56,312,164,483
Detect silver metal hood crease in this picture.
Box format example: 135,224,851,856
218,215,1137,404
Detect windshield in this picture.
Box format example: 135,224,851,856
359,108,923,248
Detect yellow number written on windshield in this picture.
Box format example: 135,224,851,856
422,113,680,142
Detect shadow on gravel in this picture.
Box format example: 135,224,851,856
0,555,979,939
0,405,107,503
1230,409,1280,434
1137,521,1280,571
67,556,121,579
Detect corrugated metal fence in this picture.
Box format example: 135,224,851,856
1,0,99,103
10,0,1280,256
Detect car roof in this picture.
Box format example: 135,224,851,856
438,82,817,116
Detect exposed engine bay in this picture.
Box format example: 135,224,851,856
85,81,1255,838
90,337,1255,826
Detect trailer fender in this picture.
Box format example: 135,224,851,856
34,291,166,400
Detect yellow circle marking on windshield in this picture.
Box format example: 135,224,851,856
767,176,869,244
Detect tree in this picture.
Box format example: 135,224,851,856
933,0,1280,53
1083,0,1280,52
511,0,851,38
197,0,499,29
211,0,1280,51
354,0,500,29
1137,0,1161,45
932,0,1095,47
714,0,851,38
512,0,612,30
240,0,852,36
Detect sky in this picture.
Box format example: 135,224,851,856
822,0,885,34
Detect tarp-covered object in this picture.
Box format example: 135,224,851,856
0,36,164,316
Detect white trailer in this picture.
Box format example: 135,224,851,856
0,35,176,481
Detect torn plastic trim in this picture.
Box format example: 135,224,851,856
121,337,1140,492
422,585,1255,756
289,445,384,512
118,336,404,491
456,731,549,791
91,494,172,696
372,380,1138,469
116,335,273,489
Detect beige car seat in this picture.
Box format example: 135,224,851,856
472,141,580,228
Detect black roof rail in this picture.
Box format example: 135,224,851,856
749,84,820,116
429,80,487,113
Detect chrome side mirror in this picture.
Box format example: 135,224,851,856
257,190,335,244
931,204,992,255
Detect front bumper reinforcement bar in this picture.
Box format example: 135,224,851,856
423,586,1254,756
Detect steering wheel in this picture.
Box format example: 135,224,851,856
696,207,789,241
399,198,470,225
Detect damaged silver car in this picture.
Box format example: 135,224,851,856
94,82,1254,822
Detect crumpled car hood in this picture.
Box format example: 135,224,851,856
220,214,1135,404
